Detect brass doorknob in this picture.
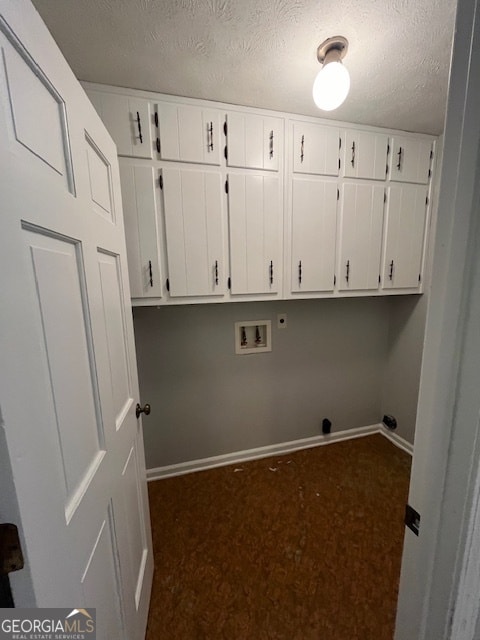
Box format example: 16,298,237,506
136,403,151,419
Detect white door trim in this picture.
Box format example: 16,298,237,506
395,0,480,637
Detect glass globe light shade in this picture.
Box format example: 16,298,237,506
312,60,350,111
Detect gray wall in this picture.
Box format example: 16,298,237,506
134,297,391,469
381,296,428,445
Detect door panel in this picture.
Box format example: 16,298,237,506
81,510,126,639
228,173,281,295
291,178,337,293
162,168,225,297
121,444,149,609
338,183,384,291
0,6,153,638
87,92,153,160
119,163,163,299
226,112,281,171
97,250,132,428
292,122,340,176
26,231,104,508
86,134,115,222
156,102,221,165
382,184,428,289
1,18,74,191
389,136,432,184
343,130,389,180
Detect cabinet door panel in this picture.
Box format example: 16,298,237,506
162,169,225,297
156,103,221,165
389,136,432,184
291,178,337,292
226,112,281,171
228,174,281,294
292,122,339,176
343,130,389,180
119,163,162,299
86,91,153,159
338,184,384,291
382,184,428,289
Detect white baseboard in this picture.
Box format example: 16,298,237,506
380,426,414,455
146,423,414,481
147,424,381,481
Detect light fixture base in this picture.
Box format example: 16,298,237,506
317,36,349,64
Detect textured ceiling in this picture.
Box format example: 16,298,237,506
32,0,456,135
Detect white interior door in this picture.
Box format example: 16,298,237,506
0,4,153,639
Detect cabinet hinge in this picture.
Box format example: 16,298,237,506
334,275,336,286
225,179,229,194
337,188,339,201
159,174,163,190
418,273,422,283
339,137,342,149
428,169,432,178
430,149,434,160
386,164,389,176
166,278,170,292
154,111,159,128
405,504,420,536
156,137,160,154
384,191,387,203
338,158,341,170
224,145,228,160
224,120,227,136
227,276,231,290
426,195,429,205
387,143,390,155
379,274,381,284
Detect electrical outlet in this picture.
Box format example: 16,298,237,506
277,313,287,329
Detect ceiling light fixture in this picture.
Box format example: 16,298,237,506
313,36,350,111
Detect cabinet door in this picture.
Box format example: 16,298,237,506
382,184,428,289
389,136,432,184
292,122,340,176
156,103,221,165
226,112,282,171
86,90,153,159
291,178,337,293
119,163,163,299
228,174,281,295
343,130,389,180
338,183,385,291
162,169,225,297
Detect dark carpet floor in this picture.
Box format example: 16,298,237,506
146,434,411,639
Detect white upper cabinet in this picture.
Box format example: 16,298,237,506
155,103,221,165
389,136,433,184
290,178,337,293
292,122,340,176
86,90,153,159
382,184,428,289
228,173,282,295
337,183,385,291
162,168,226,297
119,162,163,299
342,130,389,180
225,112,282,171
